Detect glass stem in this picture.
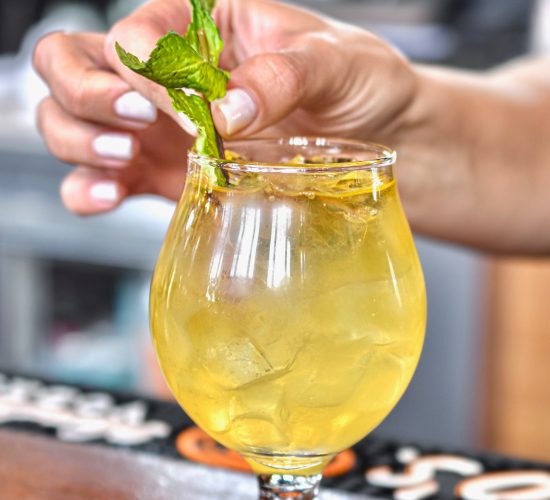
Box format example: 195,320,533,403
258,473,322,499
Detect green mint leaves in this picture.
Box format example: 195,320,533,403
185,0,223,66
115,0,229,184
167,89,226,186
115,32,228,102
167,89,218,157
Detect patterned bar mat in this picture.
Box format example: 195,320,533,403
0,372,549,500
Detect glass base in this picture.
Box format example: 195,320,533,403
258,473,322,500
243,450,331,476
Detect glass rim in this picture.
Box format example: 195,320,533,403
188,137,396,174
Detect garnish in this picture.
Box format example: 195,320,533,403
115,0,229,185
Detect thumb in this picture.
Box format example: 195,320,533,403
212,49,319,137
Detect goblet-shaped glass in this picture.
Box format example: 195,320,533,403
150,138,426,499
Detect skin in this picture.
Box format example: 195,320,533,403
33,0,550,254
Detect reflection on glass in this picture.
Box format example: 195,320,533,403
231,207,261,280
267,206,292,289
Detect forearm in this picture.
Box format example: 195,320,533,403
394,57,550,254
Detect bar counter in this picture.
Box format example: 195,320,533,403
0,373,548,499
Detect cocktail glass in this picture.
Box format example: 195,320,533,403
150,137,426,499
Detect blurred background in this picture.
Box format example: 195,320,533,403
0,0,549,463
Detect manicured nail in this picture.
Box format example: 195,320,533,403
90,181,119,203
114,91,157,123
92,133,133,160
214,88,257,135
178,112,198,136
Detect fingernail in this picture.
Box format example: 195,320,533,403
93,133,133,160
90,181,119,203
178,112,198,136
114,91,157,123
214,89,257,135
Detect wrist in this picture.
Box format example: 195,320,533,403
394,63,550,253
392,65,486,240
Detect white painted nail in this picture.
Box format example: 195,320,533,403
90,182,119,203
93,133,133,160
114,91,157,122
178,112,198,136
213,88,257,135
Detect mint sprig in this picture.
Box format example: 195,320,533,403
115,32,228,102
115,0,228,185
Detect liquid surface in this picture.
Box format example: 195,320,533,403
150,166,426,474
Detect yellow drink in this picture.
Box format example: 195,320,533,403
151,143,426,475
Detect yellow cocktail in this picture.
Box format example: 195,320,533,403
150,138,426,496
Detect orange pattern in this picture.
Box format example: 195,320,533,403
175,426,356,477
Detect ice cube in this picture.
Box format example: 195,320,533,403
230,381,285,422
354,350,411,411
286,342,375,409
231,415,287,449
185,309,265,389
186,304,297,390
203,337,274,390
247,309,299,373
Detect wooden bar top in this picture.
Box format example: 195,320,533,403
0,429,359,500
0,428,263,500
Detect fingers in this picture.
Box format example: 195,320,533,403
39,96,134,215
39,95,190,214
61,167,126,215
103,0,331,139
211,44,327,137
34,32,157,129
37,97,140,168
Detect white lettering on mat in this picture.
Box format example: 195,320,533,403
0,374,170,445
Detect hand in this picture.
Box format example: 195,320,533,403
34,0,417,215
34,31,195,214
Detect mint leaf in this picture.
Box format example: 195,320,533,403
114,46,146,71
167,89,216,157
185,0,223,66
115,32,228,101
115,0,229,183
168,89,226,186
201,0,217,11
